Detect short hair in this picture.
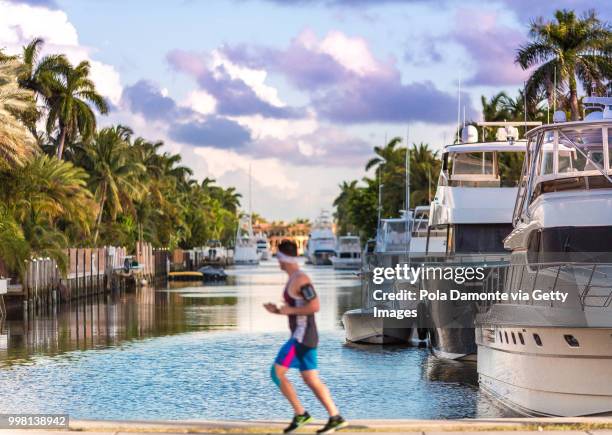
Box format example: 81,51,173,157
278,239,298,257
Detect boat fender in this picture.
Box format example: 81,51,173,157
270,365,281,388
300,284,317,301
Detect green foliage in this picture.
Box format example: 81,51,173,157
334,138,440,240
516,9,612,120
0,39,241,279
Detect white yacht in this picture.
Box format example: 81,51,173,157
343,211,414,344
255,232,271,261
305,211,336,265
233,214,260,265
475,99,612,416
203,240,229,265
331,235,361,270
424,122,536,360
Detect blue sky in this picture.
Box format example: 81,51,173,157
1,0,609,220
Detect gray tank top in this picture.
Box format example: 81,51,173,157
283,271,318,348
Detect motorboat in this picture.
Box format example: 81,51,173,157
203,240,229,265
255,232,271,261
475,99,612,416
331,235,361,270
343,211,415,345
234,214,260,265
423,121,536,360
305,210,336,265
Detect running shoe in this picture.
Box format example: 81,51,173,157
316,415,348,434
283,411,312,433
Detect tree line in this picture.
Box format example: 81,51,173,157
334,9,611,241
0,39,241,277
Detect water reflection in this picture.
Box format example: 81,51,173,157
0,260,515,420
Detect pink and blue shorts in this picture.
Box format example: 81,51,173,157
274,338,318,371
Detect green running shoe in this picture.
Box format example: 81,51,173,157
316,415,348,434
283,411,313,433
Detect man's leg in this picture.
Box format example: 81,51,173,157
301,370,339,416
274,363,306,415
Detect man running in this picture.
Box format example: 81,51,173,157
264,239,347,434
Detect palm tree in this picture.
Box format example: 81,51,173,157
18,38,69,139
76,126,145,243
365,137,403,172
0,54,37,169
45,59,109,159
481,92,512,122
516,9,612,120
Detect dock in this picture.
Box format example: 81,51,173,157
10,417,612,434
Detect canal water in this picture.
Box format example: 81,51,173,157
0,260,515,420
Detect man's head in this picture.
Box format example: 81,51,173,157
277,239,299,272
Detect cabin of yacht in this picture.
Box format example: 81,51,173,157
331,235,361,270
255,232,271,261
234,214,260,265
424,122,536,360
475,99,612,416
306,211,337,266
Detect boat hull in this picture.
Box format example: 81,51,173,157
309,251,334,266
429,327,477,360
330,257,361,270
342,308,412,344
477,326,612,416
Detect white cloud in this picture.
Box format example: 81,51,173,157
0,0,123,105
184,89,217,115
210,48,285,107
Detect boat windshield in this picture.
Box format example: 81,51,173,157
375,219,410,252
447,151,524,187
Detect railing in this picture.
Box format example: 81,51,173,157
480,261,612,310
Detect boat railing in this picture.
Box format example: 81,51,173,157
481,261,612,310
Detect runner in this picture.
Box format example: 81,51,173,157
264,239,347,434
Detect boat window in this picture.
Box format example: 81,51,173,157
537,130,555,175
454,224,513,253
518,332,525,345
504,331,509,343
511,332,516,344
499,331,503,342
533,333,543,346
512,134,539,224
452,152,494,176
564,334,580,347
558,127,604,173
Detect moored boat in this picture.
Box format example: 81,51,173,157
331,235,361,270
424,122,537,360
475,100,612,416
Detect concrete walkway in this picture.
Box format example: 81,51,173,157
1,417,610,434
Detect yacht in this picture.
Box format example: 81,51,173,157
234,214,260,265
203,240,229,265
305,211,336,265
331,235,361,270
475,99,612,416
255,232,271,261
343,211,415,344
424,122,537,360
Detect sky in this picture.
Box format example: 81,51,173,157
1,0,609,221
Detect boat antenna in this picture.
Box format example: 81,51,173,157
405,125,410,213
553,67,557,112
523,81,527,134
456,74,461,143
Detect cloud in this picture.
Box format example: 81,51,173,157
167,49,304,119
221,29,473,124
169,116,252,149
497,0,609,22
121,80,186,121
0,1,123,105
450,9,529,87
5,0,57,8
